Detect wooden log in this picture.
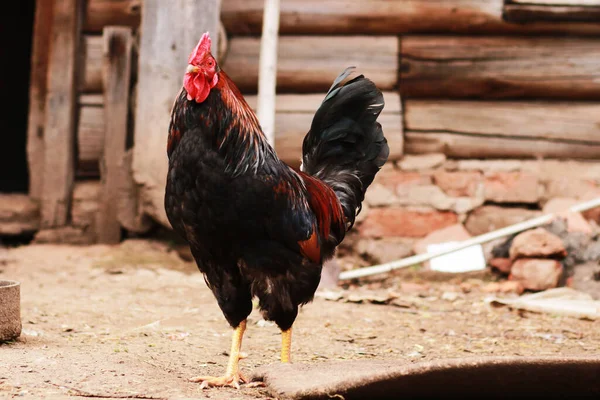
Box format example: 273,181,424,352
26,0,54,200
404,100,600,159
405,132,600,160
132,0,221,228
84,0,141,33
400,36,600,99
117,151,154,233
77,100,104,176
35,182,100,244
80,34,138,93
41,0,83,228
0,195,40,236
223,36,398,93
80,35,103,93
97,27,133,243
77,92,402,174
504,4,600,23
221,0,600,36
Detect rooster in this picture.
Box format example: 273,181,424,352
165,33,389,388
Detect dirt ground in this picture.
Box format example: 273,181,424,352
1,240,599,399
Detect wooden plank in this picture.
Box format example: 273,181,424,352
96,27,133,243
80,35,138,93
132,0,221,228
0,194,40,235
117,150,154,233
80,35,103,92
223,36,398,93
400,36,600,99
84,0,141,33
404,100,600,159
78,92,402,174
504,3,600,23
41,0,83,228
77,104,104,175
405,132,600,160
26,0,54,200
509,0,600,5
405,100,600,143
221,0,600,36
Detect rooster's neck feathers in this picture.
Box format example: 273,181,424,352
213,72,276,176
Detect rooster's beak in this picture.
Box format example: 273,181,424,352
186,65,199,74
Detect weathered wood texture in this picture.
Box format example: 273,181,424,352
221,0,600,35
77,95,104,176
26,0,54,200
117,151,154,233
84,0,141,33
41,0,83,228
404,100,600,159
400,36,600,99
133,0,221,228
77,92,402,174
35,182,100,244
80,35,103,92
223,36,398,93
97,27,133,243
504,3,600,23
0,195,40,235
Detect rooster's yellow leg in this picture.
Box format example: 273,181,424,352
281,327,292,363
189,320,249,389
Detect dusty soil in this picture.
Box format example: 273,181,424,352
1,240,599,399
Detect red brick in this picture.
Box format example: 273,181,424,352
375,171,431,192
484,172,541,203
358,208,458,238
433,170,483,197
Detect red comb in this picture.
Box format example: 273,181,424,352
188,32,212,64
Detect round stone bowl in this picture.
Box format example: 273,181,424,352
0,280,21,342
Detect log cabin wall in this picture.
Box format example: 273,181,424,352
16,0,600,251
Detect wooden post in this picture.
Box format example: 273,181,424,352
26,0,54,200
132,0,221,228
41,0,83,227
97,26,133,243
256,0,280,147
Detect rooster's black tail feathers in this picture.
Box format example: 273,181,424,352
301,67,389,230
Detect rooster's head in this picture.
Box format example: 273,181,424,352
184,32,219,103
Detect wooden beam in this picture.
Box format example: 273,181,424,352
84,0,141,33
509,0,600,6
96,27,133,243
504,1,600,23
221,0,600,36
400,36,600,99
405,131,600,160
41,0,83,228
77,92,402,175
0,194,40,236
80,35,103,92
132,0,221,228
404,100,600,159
77,100,104,176
26,0,54,200
223,36,399,93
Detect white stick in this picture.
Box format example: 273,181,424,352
257,0,280,147
339,197,600,281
